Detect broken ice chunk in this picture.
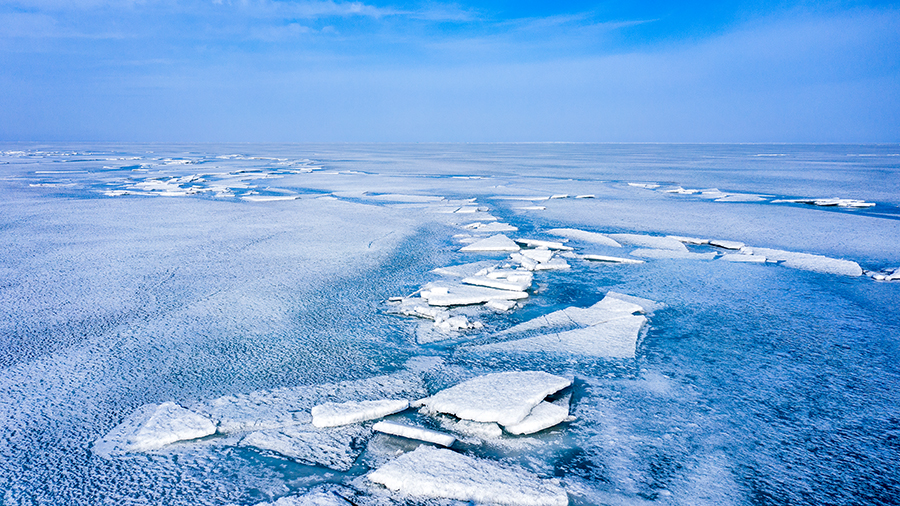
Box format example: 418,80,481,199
312,399,410,428
418,371,572,426
709,239,745,250
464,222,518,232
475,315,647,359
240,424,367,471
463,270,532,292
533,258,571,270
721,253,767,263
745,247,863,276
667,235,709,245
498,292,648,335
432,261,498,278
420,284,528,306
93,402,216,457
459,234,521,252
503,401,570,435
486,299,519,311
582,254,644,264
373,421,456,447
367,446,568,506
521,247,554,263
546,228,622,247
630,249,717,260
607,233,688,251
514,238,573,250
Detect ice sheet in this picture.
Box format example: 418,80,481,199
367,446,568,506
372,421,456,447
746,247,863,276
418,371,572,426
546,228,622,247
311,399,410,428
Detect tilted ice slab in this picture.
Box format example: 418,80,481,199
521,248,554,263
532,258,570,271
630,249,718,260
582,254,644,264
514,238,573,250
498,292,650,335
463,269,533,292
745,247,863,276
607,234,688,251
432,260,499,278
93,402,216,458
721,253,767,263
546,228,622,247
417,371,572,426
709,239,745,250
312,399,410,428
460,234,521,252
373,421,456,447
193,371,426,434
667,235,709,245
475,314,647,359
503,401,570,435
421,283,529,306
464,221,519,233
368,446,568,506
240,424,368,471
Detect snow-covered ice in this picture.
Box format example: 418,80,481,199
372,421,457,447
460,234,521,252
745,247,863,276
418,371,572,426
546,228,622,247
93,402,216,457
367,446,568,506
721,253,767,263
311,399,410,428
503,400,570,435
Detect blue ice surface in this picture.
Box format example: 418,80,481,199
0,143,898,505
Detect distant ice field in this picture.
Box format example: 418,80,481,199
0,143,898,505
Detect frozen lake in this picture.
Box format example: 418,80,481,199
1,143,898,505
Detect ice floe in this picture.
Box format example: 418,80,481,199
417,371,572,427
772,197,875,208
93,402,216,457
514,238,574,250
420,284,529,306
744,247,863,276
460,234,521,252
311,399,410,428
582,254,644,264
240,424,367,471
630,249,718,260
607,234,688,251
709,239,745,250
372,421,456,447
464,221,519,232
546,228,622,247
367,446,568,506
463,269,533,292
721,253,767,263
503,400,570,435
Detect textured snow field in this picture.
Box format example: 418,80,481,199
1,143,899,505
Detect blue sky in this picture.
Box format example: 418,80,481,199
1,0,898,142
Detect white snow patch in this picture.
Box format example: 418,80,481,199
311,399,410,428
373,421,456,447
368,446,568,506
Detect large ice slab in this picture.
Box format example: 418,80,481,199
93,402,216,457
630,249,718,260
546,228,622,247
240,424,367,471
499,292,648,335
474,314,647,359
432,260,499,278
503,401,570,435
746,247,863,276
417,371,572,426
607,234,688,251
464,221,519,232
368,446,568,506
194,372,425,434
420,284,529,306
460,234,521,252
311,399,410,428
373,421,456,447
463,269,533,292
582,254,644,264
